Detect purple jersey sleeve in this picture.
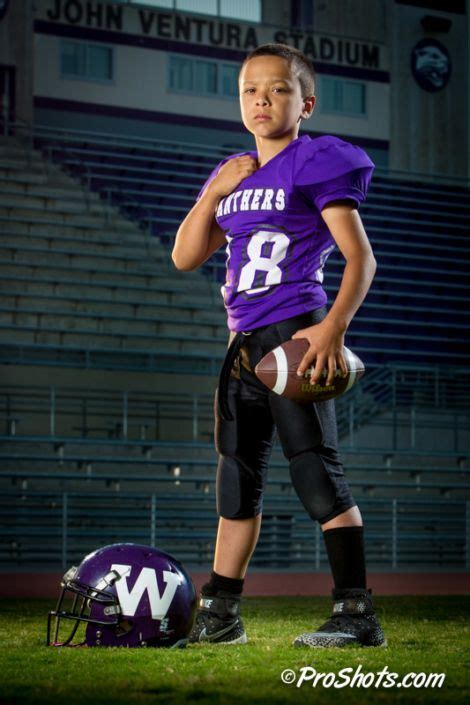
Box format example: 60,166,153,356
196,158,227,201
295,136,375,212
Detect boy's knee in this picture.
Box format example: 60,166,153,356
216,455,263,519
289,449,341,523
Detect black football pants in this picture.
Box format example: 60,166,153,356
214,307,357,524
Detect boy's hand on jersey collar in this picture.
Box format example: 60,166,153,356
292,319,348,386
208,156,258,199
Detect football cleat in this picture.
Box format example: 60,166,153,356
188,592,247,645
294,588,387,648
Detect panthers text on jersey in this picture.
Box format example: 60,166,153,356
198,134,375,332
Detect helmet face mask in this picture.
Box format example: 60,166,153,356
46,544,196,648
46,566,123,647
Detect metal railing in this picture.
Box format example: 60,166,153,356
1,490,468,570
1,368,469,449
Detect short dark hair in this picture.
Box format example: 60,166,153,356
241,44,316,97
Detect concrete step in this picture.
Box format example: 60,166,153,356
0,274,219,307
0,192,110,216
0,177,104,201
0,168,48,185
0,218,153,243
0,143,47,163
0,211,143,235
0,243,143,267
0,233,170,262
0,441,219,463
0,260,162,287
0,287,225,325
0,178,36,194
0,261,217,296
0,181,104,202
0,205,119,228
0,244,179,275
0,155,46,172
0,292,225,324
2,309,223,337
3,325,226,355
0,216,101,236
0,209,154,238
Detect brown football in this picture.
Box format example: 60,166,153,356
254,338,365,403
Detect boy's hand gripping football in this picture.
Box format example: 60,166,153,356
292,318,349,386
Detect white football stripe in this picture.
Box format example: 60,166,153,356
272,345,289,395
343,346,357,392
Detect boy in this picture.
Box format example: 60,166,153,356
172,44,386,648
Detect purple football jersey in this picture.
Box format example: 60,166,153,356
198,134,374,332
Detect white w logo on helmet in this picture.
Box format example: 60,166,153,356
109,564,183,621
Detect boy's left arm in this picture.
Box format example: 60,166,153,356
292,202,377,386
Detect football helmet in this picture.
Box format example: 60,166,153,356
47,543,196,648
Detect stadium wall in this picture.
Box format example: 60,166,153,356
1,1,467,178
2,570,470,598
32,0,390,166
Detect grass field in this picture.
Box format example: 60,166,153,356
0,596,469,705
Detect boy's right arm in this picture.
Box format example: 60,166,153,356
171,187,226,271
171,155,258,271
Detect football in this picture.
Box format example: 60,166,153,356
254,338,365,403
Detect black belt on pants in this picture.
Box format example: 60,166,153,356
217,330,248,422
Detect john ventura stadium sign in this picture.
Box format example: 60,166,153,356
36,0,387,77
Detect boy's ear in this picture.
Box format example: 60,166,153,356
301,95,316,120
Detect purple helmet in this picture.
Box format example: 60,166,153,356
47,543,196,648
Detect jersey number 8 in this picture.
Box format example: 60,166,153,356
236,229,290,296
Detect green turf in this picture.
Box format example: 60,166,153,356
0,596,469,705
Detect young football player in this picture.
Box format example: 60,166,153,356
172,44,386,648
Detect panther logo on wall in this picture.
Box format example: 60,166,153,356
411,38,451,92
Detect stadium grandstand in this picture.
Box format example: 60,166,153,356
0,0,468,594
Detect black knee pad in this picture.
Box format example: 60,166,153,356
289,450,338,522
214,379,273,520
216,455,264,519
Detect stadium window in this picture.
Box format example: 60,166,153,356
221,63,239,97
60,41,86,78
320,77,366,117
220,0,261,22
87,45,113,80
109,1,173,6
168,55,239,98
169,56,193,91
118,1,261,22
176,0,218,13
129,1,173,6
194,60,218,94
60,40,113,82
